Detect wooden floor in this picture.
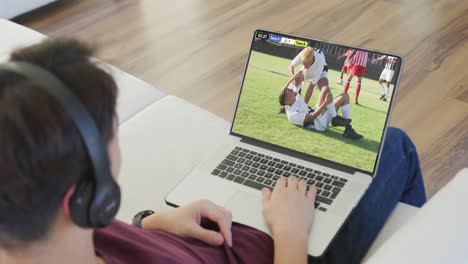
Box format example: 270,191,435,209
14,0,468,198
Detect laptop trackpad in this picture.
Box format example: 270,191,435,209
225,191,270,234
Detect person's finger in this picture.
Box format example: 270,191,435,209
307,185,317,201
298,179,307,193
189,224,225,246
274,177,287,191
223,208,232,219
288,176,298,189
262,187,272,201
200,202,233,247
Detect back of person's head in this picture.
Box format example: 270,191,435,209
0,38,118,249
301,46,314,67
278,88,287,106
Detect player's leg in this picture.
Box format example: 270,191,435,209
306,68,329,105
383,70,394,101
328,93,362,139
343,73,354,93
332,92,350,115
355,76,363,104
338,65,347,85
304,82,316,105
383,81,391,101
378,77,386,100
311,128,426,264
330,93,351,126
316,78,355,129
316,77,332,107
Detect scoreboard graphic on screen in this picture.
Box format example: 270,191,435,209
257,32,308,48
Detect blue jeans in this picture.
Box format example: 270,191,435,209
311,127,427,264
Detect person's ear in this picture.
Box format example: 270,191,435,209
62,185,76,217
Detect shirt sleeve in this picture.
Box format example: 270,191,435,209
290,49,305,67
287,111,306,126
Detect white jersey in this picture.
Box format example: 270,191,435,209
285,92,331,131
290,48,327,85
285,93,309,127
385,56,397,70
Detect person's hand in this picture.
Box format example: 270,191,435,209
293,73,304,86
262,176,316,240
142,199,233,247
293,78,301,87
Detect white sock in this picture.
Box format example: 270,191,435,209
385,87,389,98
379,83,385,94
342,104,351,119
327,102,337,117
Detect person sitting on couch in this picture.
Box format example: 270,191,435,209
0,38,426,264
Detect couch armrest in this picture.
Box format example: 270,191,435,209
366,169,468,263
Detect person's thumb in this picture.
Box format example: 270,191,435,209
262,187,272,201
190,225,224,246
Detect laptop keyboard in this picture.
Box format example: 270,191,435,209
211,147,348,212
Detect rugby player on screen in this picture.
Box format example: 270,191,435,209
278,75,363,140
278,46,331,114
372,55,398,101
343,50,369,105
337,49,354,85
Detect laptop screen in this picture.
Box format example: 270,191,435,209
231,30,402,174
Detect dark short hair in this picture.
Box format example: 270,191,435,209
278,88,288,106
0,38,118,249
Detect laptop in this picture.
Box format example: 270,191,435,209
166,29,403,257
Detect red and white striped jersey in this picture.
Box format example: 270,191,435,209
385,56,397,70
348,50,368,67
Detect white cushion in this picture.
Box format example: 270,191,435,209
366,168,468,263
0,0,58,19
363,202,418,262
107,64,165,124
0,19,46,55
116,96,232,222
0,18,165,123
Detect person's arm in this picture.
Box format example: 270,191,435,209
273,229,309,264
290,49,306,86
372,55,387,64
288,64,295,77
303,98,328,125
141,199,233,247
282,70,304,91
262,177,317,264
304,92,331,125
303,81,316,105
337,52,347,60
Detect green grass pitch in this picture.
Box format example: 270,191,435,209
232,51,394,173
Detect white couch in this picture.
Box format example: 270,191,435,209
1,19,466,263
0,0,58,19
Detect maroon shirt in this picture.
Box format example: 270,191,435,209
94,220,274,264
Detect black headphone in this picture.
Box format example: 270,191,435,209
0,62,121,228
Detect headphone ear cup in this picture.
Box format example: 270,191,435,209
69,177,94,228
89,180,121,227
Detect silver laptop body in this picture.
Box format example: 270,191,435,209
167,29,403,257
